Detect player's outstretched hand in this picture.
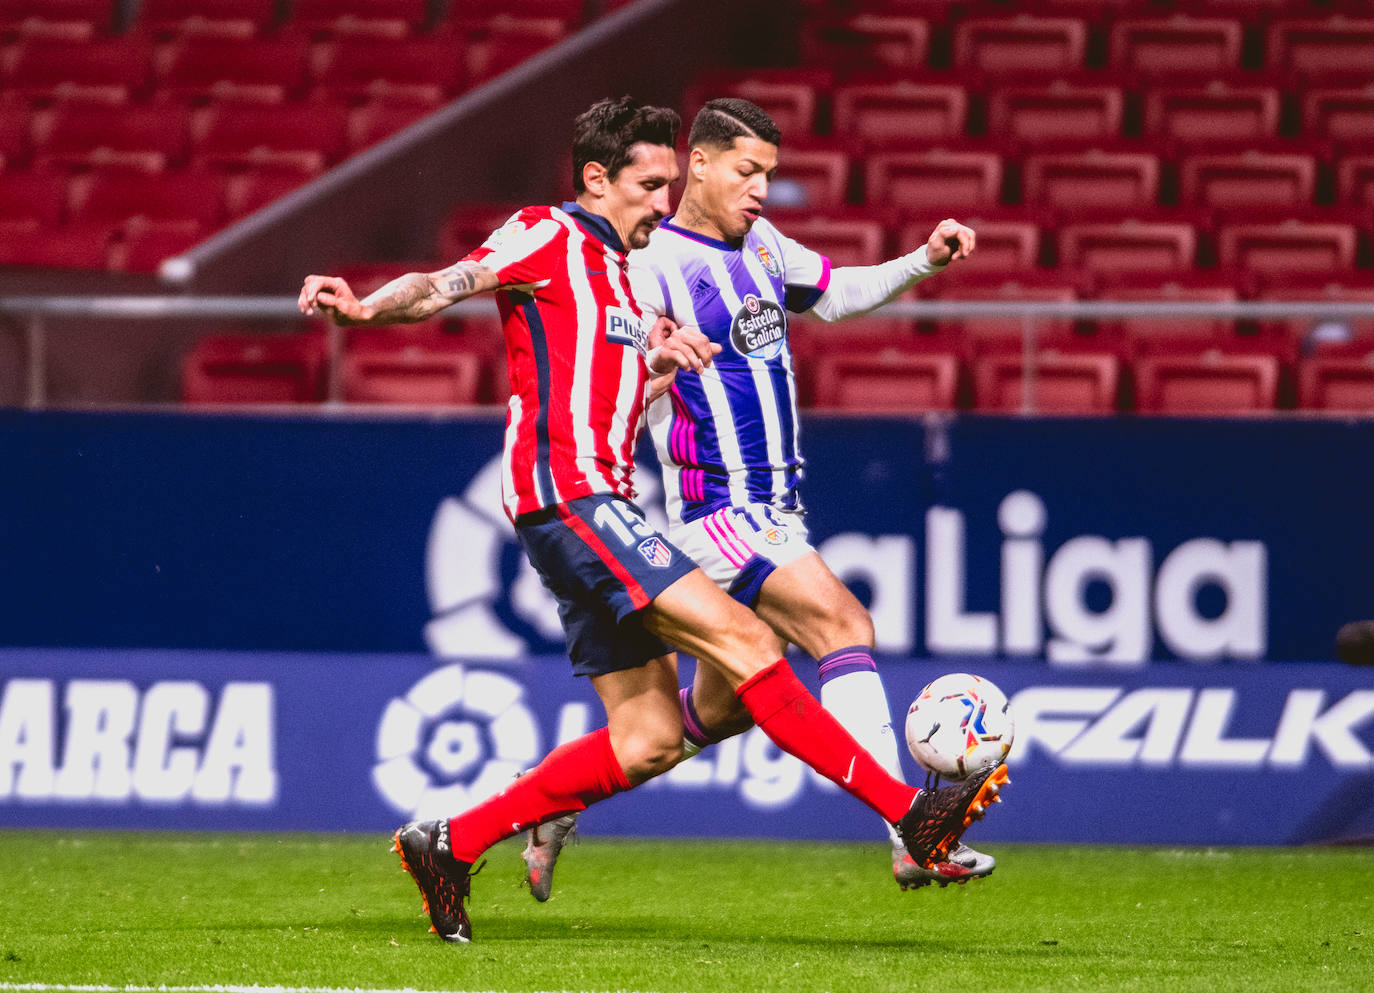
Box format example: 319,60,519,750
647,315,720,375
298,275,371,325
925,218,975,266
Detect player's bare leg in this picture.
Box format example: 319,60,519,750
521,656,683,901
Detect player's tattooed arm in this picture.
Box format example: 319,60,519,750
430,261,500,303
299,261,497,325
360,262,499,322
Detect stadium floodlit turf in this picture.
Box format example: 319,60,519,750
0,831,1369,993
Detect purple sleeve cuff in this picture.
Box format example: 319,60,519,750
783,256,831,314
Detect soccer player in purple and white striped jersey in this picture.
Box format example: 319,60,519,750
523,98,994,895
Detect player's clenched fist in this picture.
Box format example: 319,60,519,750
924,218,975,267
646,315,721,375
298,275,371,325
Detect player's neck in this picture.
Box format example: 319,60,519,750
672,196,735,246
570,195,629,252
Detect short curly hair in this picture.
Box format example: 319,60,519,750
572,96,681,194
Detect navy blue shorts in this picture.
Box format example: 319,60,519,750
515,493,698,677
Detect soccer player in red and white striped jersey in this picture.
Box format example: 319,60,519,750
300,96,1006,944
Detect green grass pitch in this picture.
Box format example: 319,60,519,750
0,830,1369,993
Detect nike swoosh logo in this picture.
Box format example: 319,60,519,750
842,756,856,784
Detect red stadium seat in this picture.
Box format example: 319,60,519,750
923,278,1079,347
1133,352,1280,413
0,218,116,268
1268,18,1374,82
1304,89,1374,149
0,104,33,166
438,202,524,260
461,16,567,84
1108,16,1243,77
1180,152,1316,211
155,34,312,103
1258,284,1374,354
1298,355,1374,411
33,103,192,170
864,150,1002,212
1217,222,1359,281
114,217,205,273
192,102,350,168
68,168,226,226
342,338,484,405
291,0,430,34
1143,86,1282,147
446,0,582,20
953,16,1087,78
831,82,967,147
347,94,443,153
972,351,1120,413
986,85,1124,146
0,170,69,225
685,72,829,138
0,0,113,34
772,148,851,210
1094,283,1241,356
311,36,465,103
2,36,153,102
182,332,327,404
1058,222,1196,280
1336,156,1374,209
811,351,960,413
772,216,884,267
223,161,325,218
139,0,280,35
788,317,918,364
801,14,930,71
1021,151,1159,215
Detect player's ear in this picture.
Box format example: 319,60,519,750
582,160,609,197
688,146,710,180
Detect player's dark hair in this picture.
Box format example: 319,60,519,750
572,95,680,194
688,98,782,151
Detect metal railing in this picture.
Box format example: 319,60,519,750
1,296,1371,411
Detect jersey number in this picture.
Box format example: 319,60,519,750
592,501,655,547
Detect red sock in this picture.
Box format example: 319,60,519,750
736,660,918,824
446,726,631,863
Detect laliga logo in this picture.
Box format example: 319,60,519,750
372,663,540,819
424,452,666,659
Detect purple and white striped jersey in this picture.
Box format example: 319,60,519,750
628,215,831,525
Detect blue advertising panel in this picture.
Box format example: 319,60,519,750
2,409,1372,665
2,649,1370,846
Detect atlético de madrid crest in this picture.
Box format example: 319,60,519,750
757,244,781,276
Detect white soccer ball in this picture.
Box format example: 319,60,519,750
905,672,1015,781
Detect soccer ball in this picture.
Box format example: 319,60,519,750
905,673,1014,781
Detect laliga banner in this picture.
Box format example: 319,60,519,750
1,410,1372,664
1,649,1371,845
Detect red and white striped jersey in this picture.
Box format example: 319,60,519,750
464,201,651,522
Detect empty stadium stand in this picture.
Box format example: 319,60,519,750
2,0,1372,411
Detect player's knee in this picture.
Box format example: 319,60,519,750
706,704,753,741
836,602,875,650
618,731,684,781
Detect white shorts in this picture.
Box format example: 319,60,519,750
671,503,814,607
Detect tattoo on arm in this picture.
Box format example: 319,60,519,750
434,261,497,304
443,268,478,296
361,273,435,323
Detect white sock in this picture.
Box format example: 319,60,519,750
818,647,904,848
